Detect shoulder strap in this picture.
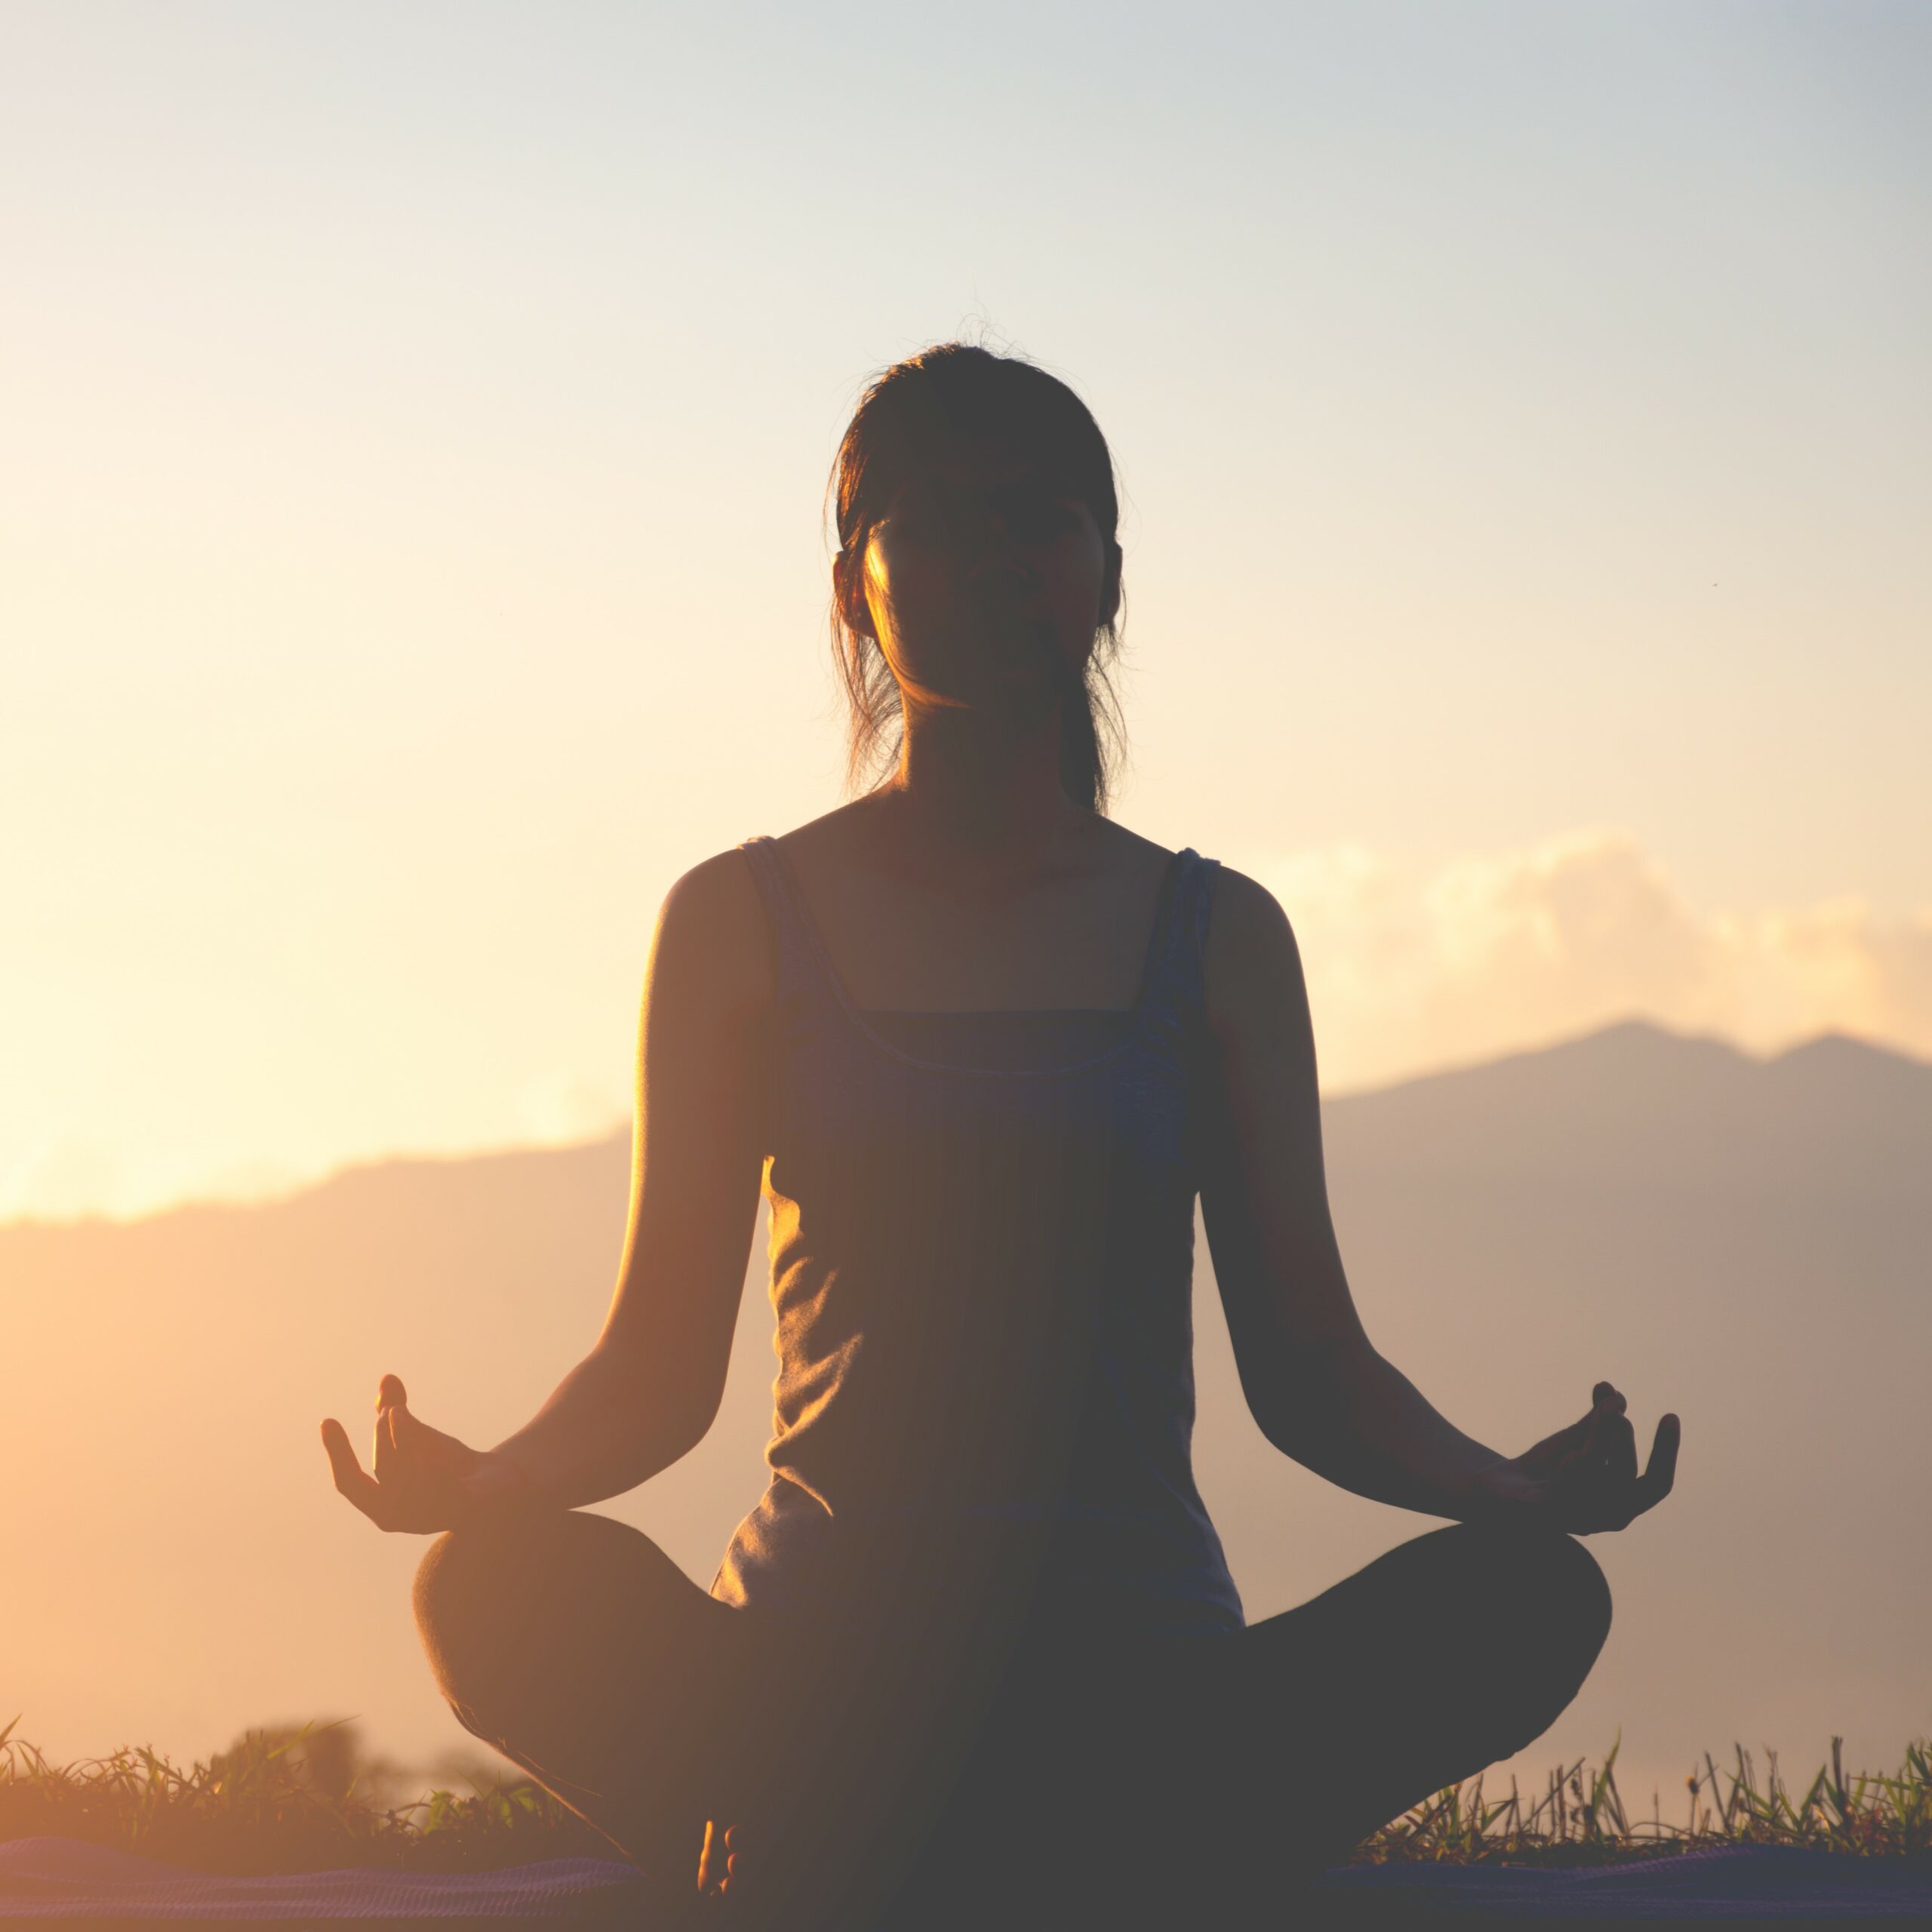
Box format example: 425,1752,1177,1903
1174,851,1221,1014
745,834,1220,1041
1138,849,1220,1060
736,835,837,1019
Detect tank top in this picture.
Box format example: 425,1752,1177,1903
709,835,1247,1651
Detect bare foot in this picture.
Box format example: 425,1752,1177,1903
719,1821,752,1894
694,1817,754,1903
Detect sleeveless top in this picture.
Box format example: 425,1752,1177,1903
708,835,1247,1650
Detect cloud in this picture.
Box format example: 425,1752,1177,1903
518,1070,628,1147
1228,829,1932,1093
0,1134,125,1225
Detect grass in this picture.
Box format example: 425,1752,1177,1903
2,1715,1927,1877
0,1715,608,1875
1357,1730,1931,1866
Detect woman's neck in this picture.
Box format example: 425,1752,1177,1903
868,700,1097,888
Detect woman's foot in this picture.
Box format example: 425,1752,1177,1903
688,1818,792,1931
717,1821,755,1897
694,1818,755,1903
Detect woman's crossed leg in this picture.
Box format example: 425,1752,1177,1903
412,1509,1611,1930
881,1518,1613,1928
413,1507,745,1897
411,1504,1045,1929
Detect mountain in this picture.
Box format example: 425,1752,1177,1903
2,1018,1925,1818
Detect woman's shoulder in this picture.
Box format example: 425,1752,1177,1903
1192,860,1307,1048
1204,860,1289,926
652,842,780,1020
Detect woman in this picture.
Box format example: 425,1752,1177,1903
321,343,1680,1932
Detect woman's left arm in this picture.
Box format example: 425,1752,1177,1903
1195,865,1679,1533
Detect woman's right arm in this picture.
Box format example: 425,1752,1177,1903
483,848,776,1512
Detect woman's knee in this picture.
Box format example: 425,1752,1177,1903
1503,1524,1613,1663
1435,1519,1611,1636
414,1512,512,1635
413,1526,494,1704
411,1506,574,1703
1460,1523,1614,1748
414,1508,739,1744
411,1527,469,1656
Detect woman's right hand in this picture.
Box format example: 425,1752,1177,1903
321,1374,533,1534
1466,1381,1680,1533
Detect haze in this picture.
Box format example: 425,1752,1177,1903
5,1019,1927,1817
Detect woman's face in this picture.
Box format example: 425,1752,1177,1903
844,436,1120,721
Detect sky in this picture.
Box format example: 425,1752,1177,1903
5,0,1929,1222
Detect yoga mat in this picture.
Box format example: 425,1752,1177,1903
3,1835,1929,1924
0,1839,642,1923
1303,1844,1932,1922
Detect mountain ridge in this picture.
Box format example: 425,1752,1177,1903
8,1017,1926,1237
4,1010,1925,1811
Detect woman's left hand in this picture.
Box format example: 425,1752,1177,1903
321,1374,531,1534
1466,1382,1681,1532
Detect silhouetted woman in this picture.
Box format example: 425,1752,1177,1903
321,343,1680,1932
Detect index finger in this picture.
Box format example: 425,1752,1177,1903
321,1417,391,1528
1630,1412,1681,1516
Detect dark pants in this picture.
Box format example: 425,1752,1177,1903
413,1509,1611,1932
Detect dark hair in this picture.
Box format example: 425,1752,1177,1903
827,342,1129,814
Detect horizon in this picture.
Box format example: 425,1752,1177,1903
6,1001,1927,1814
8,1012,1923,1232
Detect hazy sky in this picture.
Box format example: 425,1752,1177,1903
5,1,1928,1220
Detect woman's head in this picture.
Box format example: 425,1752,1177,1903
828,343,1128,813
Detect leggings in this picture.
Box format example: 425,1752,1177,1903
412,1509,1611,1932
